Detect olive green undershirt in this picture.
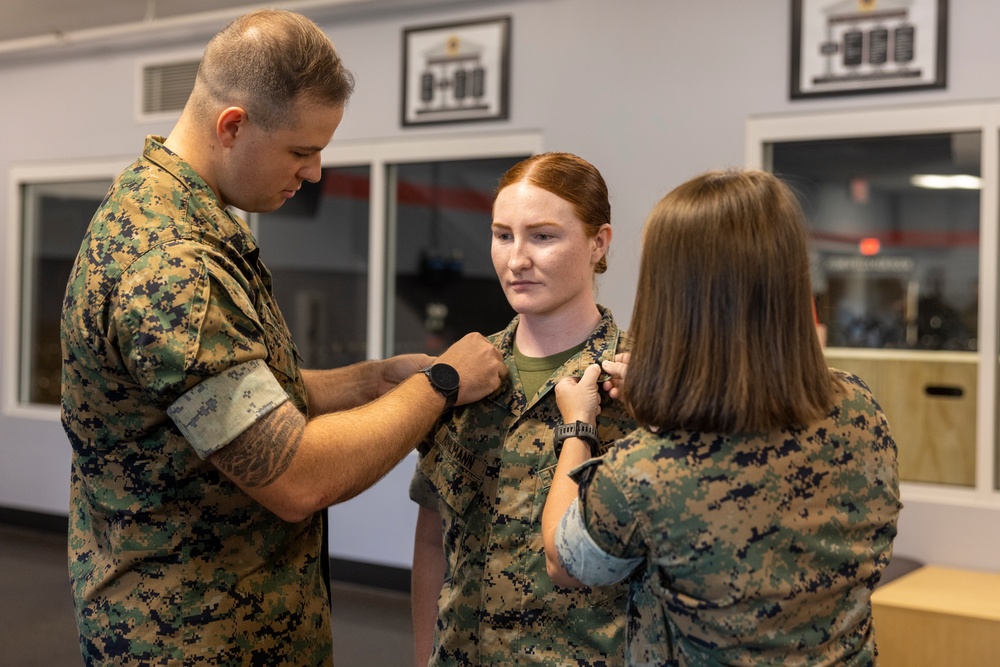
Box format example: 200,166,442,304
513,340,587,402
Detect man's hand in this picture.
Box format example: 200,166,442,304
435,333,507,406
375,353,433,397
555,363,604,425
600,352,629,400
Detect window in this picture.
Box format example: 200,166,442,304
7,137,541,421
770,133,981,488
386,157,522,357
748,104,999,496
255,132,542,365
9,170,117,413
772,133,980,352
257,166,372,368
256,156,527,367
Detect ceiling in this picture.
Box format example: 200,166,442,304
0,0,259,43
0,0,478,55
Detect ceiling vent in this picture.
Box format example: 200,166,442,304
139,58,199,119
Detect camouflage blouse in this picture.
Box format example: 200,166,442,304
410,306,637,666
557,370,902,666
61,137,331,666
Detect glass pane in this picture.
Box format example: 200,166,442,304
257,166,369,368
387,157,526,357
769,132,981,488
772,133,981,351
20,180,110,405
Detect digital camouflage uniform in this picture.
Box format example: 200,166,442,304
557,370,902,667
410,306,636,666
61,136,332,666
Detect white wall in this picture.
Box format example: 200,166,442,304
3,0,1000,571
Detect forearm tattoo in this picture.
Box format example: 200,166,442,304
214,403,304,488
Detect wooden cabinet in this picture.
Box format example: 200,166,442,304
825,351,976,487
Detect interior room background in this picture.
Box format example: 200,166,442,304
2,0,999,576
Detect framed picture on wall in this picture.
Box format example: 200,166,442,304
790,0,947,99
401,16,511,127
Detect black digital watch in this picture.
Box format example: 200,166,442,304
421,363,460,411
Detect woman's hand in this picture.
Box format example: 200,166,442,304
600,352,629,400
555,363,604,424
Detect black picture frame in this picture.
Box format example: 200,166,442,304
790,0,947,99
401,16,511,127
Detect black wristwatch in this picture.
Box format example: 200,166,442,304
553,420,599,457
421,363,460,411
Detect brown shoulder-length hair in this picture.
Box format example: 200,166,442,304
193,9,355,131
496,152,611,274
625,169,837,434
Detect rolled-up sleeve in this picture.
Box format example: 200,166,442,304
167,359,289,459
556,498,643,585
555,457,645,586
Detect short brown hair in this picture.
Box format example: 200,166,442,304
194,9,355,131
625,169,837,433
495,152,612,274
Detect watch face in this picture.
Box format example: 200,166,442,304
430,363,460,391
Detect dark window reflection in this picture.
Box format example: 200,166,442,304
21,181,110,405
259,166,370,368
771,133,980,351
389,157,525,356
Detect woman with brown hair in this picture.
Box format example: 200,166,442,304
542,168,901,666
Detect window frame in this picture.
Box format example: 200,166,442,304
747,101,1000,506
4,134,543,420
4,158,130,421
249,131,543,363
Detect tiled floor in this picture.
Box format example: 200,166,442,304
0,525,413,666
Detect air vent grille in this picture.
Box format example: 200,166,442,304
141,59,199,116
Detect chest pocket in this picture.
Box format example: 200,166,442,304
535,419,629,492
419,422,489,519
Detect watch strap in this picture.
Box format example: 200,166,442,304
554,420,599,457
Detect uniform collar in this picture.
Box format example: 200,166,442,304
141,135,259,260
490,304,622,416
